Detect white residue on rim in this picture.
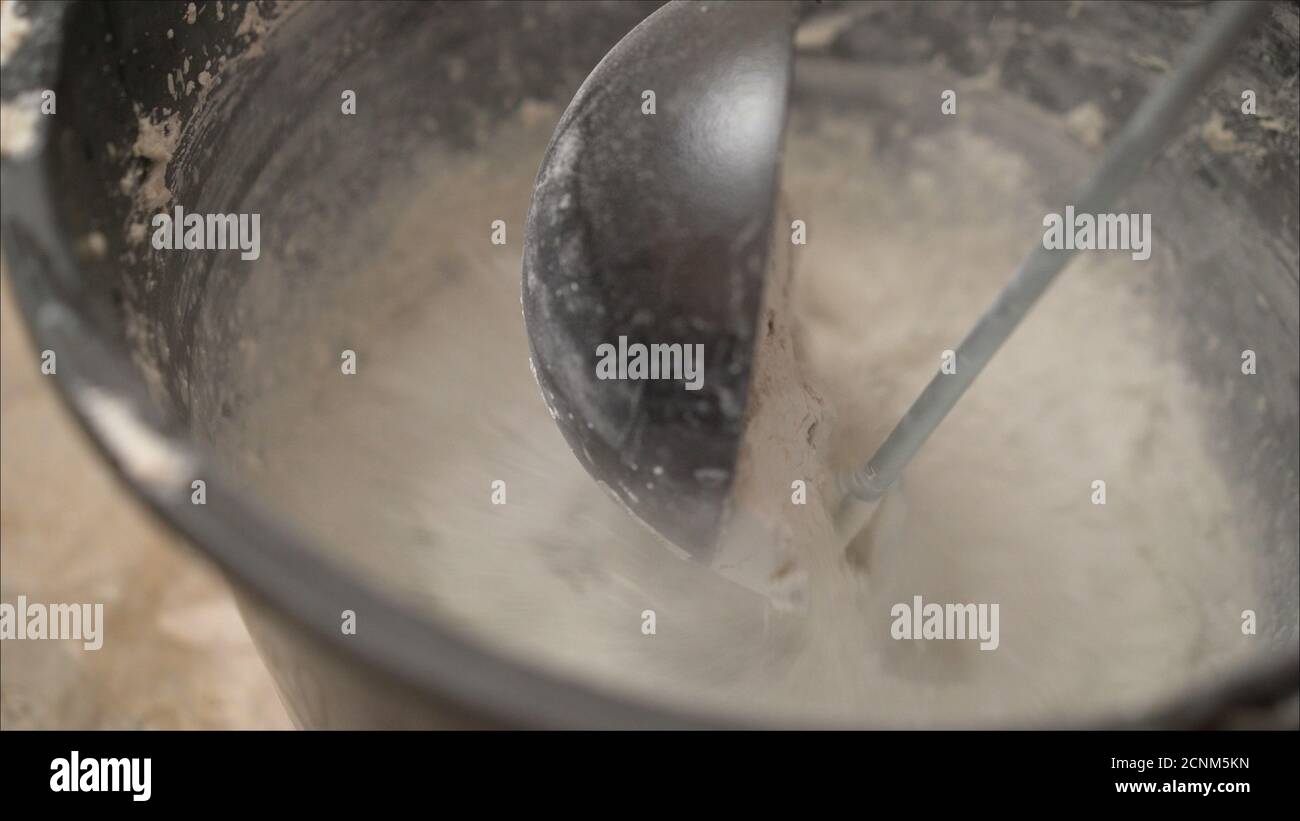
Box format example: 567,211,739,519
0,91,41,157
81,388,194,490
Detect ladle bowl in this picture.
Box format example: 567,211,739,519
522,0,796,557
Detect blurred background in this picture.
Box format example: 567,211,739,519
0,264,289,729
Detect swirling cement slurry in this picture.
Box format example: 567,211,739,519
203,102,1256,727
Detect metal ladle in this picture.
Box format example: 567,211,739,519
522,0,1267,564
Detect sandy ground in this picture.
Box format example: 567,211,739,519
0,267,290,729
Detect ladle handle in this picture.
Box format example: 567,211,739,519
841,0,1269,503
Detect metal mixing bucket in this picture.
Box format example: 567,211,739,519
2,0,1296,728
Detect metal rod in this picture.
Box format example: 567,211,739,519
841,0,1269,503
